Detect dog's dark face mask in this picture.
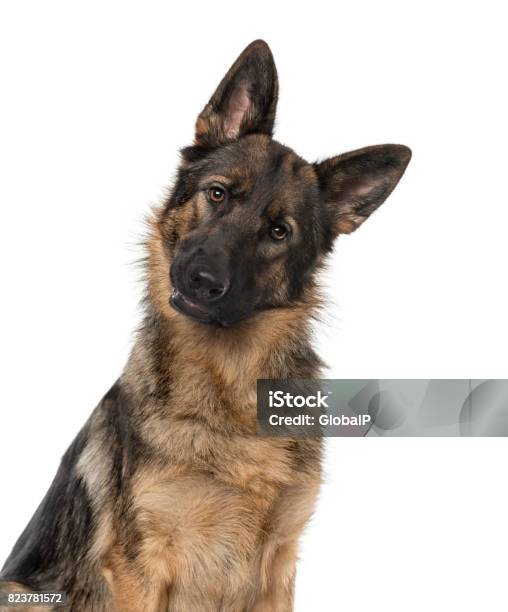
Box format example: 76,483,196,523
159,40,411,327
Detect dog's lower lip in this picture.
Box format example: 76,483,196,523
171,289,211,318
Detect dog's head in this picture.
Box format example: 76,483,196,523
153,40,411,327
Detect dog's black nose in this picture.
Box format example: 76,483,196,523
187,266,229,303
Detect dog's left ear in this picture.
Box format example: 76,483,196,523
195,40,278,148
314,144,411,235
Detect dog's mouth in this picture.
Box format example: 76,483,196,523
170,288,251,328
170,288,215,324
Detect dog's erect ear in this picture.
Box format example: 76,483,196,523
314,144,412,235
194,40,278,148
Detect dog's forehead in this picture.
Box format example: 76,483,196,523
203,135,316,196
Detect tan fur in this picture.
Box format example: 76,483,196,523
90,200,324,610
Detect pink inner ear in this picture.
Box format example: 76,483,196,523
353,180,377,197
224,85,251,138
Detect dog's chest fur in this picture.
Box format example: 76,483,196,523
84,313,323,609
129,443,319,608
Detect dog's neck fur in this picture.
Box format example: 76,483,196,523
132,296,322,397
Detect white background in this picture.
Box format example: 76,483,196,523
1,2,507,610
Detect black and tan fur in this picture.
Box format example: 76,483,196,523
1,40,411,611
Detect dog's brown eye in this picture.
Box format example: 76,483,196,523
270,223,288,241
208,186,226,204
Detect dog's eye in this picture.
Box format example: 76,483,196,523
270,223,288,241
208,186,226,204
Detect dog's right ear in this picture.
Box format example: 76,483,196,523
194,40,278,149
314,144,412,236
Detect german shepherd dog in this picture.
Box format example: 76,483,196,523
1,40,410,611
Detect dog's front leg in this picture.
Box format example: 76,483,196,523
249,540,297,612
103,551,169,612
249,476,320,612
